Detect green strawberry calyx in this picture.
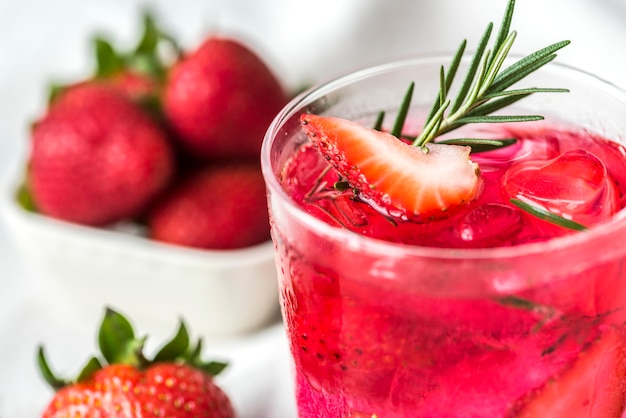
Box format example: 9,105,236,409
93,10,182,82
48,10,181,106
37,307,227,391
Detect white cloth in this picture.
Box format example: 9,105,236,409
1,1,626,416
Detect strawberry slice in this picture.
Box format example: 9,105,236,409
510,327,626,418
300,114,482,218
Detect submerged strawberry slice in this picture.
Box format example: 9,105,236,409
300,114,481,218
510,327,626,418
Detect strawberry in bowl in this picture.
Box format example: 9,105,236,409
28,82,174,226
163,37,288,161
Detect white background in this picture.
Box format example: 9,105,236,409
1,0,626,416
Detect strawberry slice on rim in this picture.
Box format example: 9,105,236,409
300,114,482,218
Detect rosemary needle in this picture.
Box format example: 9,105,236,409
510,198,588,231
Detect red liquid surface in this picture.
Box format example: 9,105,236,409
275,123,626,417
282,123,626,248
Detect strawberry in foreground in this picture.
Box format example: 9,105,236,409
28,83,174,226
147,162,270,249
300,114,481,218
39,308,235,418
164,37,288,161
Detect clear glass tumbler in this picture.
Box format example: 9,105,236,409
261,55,626,417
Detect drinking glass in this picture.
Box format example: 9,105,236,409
261,55,626,417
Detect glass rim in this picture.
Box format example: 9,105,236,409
261,53,626,261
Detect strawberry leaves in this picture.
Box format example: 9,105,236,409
98,307,147,367
37,347,103,391
75,357,104,383
150,319,227,374
92,10,178,83
37,307,228,391
93,37,125,78
153,320,190,363
47,10,179,107
37,347,72,390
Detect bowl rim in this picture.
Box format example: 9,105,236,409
0,157,276,268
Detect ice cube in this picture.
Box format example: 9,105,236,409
453,203,524,248
503,149,619,226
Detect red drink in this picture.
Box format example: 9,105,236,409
262,57,626,417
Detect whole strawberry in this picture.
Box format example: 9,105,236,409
39,308,235,418
147,162,269,249
163,37,288,161
28,83,174,226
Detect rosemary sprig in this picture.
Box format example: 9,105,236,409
372,0,583,232
386,0,570,149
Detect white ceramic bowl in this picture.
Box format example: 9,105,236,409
0,159,280,339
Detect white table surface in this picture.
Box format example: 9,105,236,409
2,1,626,416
